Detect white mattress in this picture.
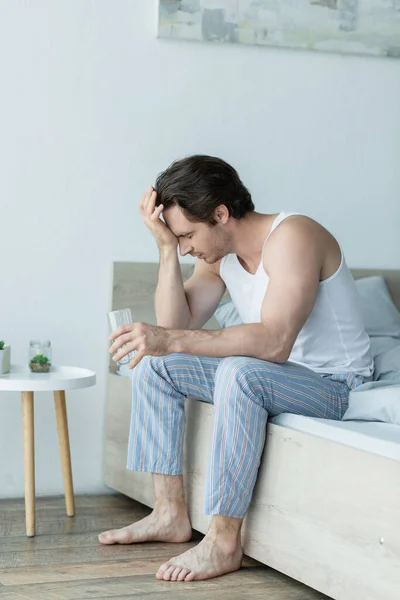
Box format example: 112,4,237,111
271,413,400,462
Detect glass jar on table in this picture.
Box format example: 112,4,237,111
29,340,52,373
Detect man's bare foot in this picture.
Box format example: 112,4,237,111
98,507,192,545
155,532,243,582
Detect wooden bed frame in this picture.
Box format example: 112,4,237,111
104,263,400,600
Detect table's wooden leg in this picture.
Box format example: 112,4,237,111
54,390,75,517
21,391,35,537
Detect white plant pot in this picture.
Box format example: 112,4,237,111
0,345,11,374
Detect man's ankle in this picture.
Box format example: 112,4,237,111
207,515,243,545
153,500,188,519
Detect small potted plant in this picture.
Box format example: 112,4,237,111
30,354,51,373
29,340,52,373
0,341,11,374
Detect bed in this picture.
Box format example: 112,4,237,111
104,262,400,600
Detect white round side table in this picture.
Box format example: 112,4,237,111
0,365,96,537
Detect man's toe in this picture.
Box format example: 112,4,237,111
163,565,176,581
170,567,182,581
177,568,190,581
98,531,115,544
156,562,171,580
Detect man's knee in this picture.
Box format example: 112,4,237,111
216,356,272,379
216,356,253,376
131,353,181,383
215,356,261,391
131,355,161,386
215,356,278,401
131,355,152,377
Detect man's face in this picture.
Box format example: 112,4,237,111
163,205,230,264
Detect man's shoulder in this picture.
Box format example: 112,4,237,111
269,214,333,244
263,213,340,276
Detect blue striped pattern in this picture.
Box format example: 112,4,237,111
127,354,364,519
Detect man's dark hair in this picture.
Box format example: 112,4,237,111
154,155,255,225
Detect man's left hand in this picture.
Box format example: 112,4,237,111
109,323,170,369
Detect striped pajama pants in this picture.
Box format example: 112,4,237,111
127,353,364,519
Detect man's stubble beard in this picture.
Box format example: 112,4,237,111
208,228,232,264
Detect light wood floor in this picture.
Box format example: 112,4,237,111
0,494,330,599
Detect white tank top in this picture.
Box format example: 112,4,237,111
220,212,373,377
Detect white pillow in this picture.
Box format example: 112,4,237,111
343,381,400,425
355,276,400,338
214,301,242,328
374,344,400,382
369,336,400,358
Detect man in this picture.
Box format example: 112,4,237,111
99,155,373,582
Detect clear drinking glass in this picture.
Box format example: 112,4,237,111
107,308,135,369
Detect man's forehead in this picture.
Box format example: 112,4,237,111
164,205,194,234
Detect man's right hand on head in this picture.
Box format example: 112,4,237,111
140,187,178,250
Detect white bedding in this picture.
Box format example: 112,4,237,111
271,413,400,461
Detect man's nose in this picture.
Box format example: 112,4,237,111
179,240,192,256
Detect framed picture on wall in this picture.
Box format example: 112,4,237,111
158,0,400,59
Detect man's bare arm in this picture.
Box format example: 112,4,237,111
163,219,323,361
138,187,191,328
156,255,226,329
140,187,226,329
155,247,193,328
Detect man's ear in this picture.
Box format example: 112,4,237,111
214,205,229,224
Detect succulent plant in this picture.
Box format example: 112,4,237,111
0,341,4,350
30,354,49,365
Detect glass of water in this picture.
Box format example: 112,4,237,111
107,308,136,369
